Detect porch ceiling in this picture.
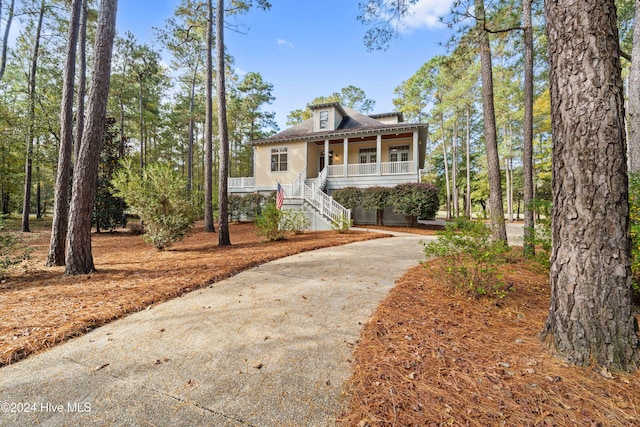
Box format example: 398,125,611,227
312,132,415,145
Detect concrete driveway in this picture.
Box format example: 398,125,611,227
0,231,432,427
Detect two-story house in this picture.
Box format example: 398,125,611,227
229,101,428,229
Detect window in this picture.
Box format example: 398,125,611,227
359,147,377,164
319,111,329,129
271,147,288,172
389,145,410,162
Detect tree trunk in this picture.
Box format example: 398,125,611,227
139,78,144,173
523,0,535,255
187,64,197,194
0,0,15,82
628,0,640,172
65,0,118,276
203,0,215,232
21,0,45,233
475,0,507,243
542,0,639,371
505,126,513,222
452,115,459,218
216,0,230,246
466,105,471,219
47,0,82,267
440,113,451,220
74,0,87,163
36,165,41,218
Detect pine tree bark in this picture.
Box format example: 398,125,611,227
628,0,640,173
475,0,507,243
187,65,197,194
523,0,535,255
203,0,215,232
452,116,459,218
216,0,230,246
47,0,83,267
21,0,46,233
74,0,87,163
65,0,118,276
465,106,472,218
542,0,640,371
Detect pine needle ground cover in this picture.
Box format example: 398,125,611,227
0,222,386,366
342,256,640,426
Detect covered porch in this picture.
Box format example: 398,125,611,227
305,130,423,180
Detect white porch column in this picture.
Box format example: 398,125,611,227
376,134,382,176
343,137,348,177
324,139,330,173
413,130,419,175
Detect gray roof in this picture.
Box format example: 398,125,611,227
251,106,425,145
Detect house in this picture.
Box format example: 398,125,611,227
229,101,428,229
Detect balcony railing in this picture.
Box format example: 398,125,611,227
327,161,414,177
228,177,255,188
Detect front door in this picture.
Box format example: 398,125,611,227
320,151,333,171
359,147,377,164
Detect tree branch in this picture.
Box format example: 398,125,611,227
620,48,631,62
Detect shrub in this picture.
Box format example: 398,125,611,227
423,217,510,299
255,202,286,241
228,194,243,222
0,216,31,279
112,160,201,250
361,186,390,226
332,187,362,213
389,183,439,227
526,198,552,268
240,193,264,220
332,213,352,234
281,209,310,234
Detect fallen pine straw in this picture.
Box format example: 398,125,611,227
341,256,640,426
0,222,387,367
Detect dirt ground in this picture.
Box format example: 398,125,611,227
0,222,386,367
340,255,640,426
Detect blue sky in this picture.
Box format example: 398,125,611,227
117,1,455,130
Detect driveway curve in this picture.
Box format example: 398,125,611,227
0,231,432,427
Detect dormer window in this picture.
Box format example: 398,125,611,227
319,110,329,129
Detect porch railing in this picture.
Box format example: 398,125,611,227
327,161,413,177
282,171,351,228
381,161,412,175
303,184,350,226
228,177,255,188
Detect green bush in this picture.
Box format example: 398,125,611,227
255,202,286,241
332,187,362,213
389,183,439,227
112,160,201,250
281,209,310,234
525,198,552,267
331,213,352,234
240,193,264,220
423,217,510,299
0,215,31,278
361,186,391,226
229,194,243,222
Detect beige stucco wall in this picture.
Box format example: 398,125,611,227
312,107,344,132
375,116,400,125
254,140,307,187
344,137,414,163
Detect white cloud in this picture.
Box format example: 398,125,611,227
235,67,248,76
399,0,454,32
277,38,295,48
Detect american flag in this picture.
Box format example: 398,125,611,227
276,182,285,210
